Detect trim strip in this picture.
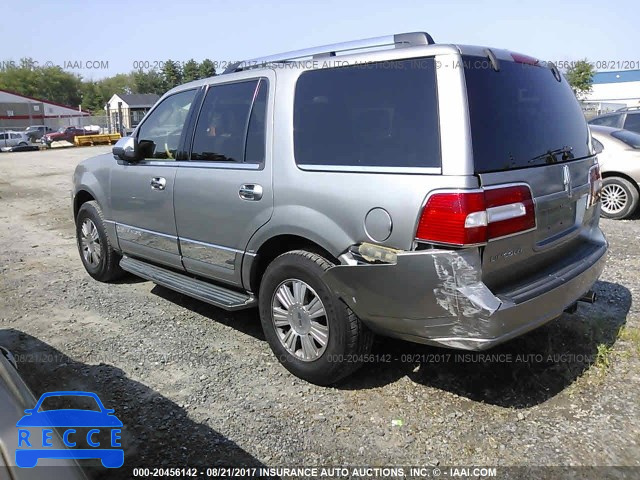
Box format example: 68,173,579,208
298,164,442,174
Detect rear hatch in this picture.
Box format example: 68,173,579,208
462,52,602,295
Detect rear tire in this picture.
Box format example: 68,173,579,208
76,201,125,282
600,177,639,220
259,250,374,385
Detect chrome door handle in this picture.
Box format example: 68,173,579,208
150,177,166,190
239,184,263,201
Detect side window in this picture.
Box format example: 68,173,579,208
293,58,441,168
593,138,604,154
191,79,265,163
590,114,621,128
623,113,640,134
137,89,196,160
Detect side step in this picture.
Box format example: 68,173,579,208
120,256,256,311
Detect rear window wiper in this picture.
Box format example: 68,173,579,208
528,146,574,164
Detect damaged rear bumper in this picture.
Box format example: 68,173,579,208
322,241,607,350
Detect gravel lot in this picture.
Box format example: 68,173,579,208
1,147,639,479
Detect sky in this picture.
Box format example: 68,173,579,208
2,0,638,80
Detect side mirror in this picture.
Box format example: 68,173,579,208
112,136,138,161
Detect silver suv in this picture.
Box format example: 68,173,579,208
72,32,607,385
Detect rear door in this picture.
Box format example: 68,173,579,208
461,53,601,292
110,88,199,269
174,76,273,287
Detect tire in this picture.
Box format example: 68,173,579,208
76,201,125,282
600,177,639,220
259,250,374,385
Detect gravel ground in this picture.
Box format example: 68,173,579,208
0,147,639,479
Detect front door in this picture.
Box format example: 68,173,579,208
110,88,199,269
174,77,273,286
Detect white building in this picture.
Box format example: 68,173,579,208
0,89,90,129
582,70,640,115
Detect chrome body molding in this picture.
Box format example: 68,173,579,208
115,223,179,256
180,237,238,270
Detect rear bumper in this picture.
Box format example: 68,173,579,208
323,235,607,350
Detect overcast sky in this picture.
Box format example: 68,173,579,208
3,0,638,79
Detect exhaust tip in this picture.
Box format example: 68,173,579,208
579,290,597,304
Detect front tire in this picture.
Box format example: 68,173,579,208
259,250,373,385
76,201,124,282
600,177,639,219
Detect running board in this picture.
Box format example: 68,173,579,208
120,256,256,311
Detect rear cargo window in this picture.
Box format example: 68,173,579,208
463,55,591,173
294,58,441,169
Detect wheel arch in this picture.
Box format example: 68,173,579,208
601,171,640,194
245,234,339,293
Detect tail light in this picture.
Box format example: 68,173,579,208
416,185,536,246
588,164,602,208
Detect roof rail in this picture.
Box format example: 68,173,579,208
223,31,435,74
616,106,640,112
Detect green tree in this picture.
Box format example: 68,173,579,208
182,59,200,83
565,59,594,99
81,81,105,113
0,59,83,106
198,59,216,79
162,60,183,91
132,69,165,95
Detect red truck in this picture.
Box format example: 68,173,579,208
42,126,98,147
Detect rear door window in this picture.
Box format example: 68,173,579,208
464,55,591,172
190,79,266,163
293,58,441,169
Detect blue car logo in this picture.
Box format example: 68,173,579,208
16,391,124,468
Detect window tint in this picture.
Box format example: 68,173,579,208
293,58,441,168
623,113,640,134
464,56,591,172
191,80,265,163
590,114,622,128
245,80,267,163
137,89,197,160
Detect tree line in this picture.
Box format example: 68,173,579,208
0,58,216,114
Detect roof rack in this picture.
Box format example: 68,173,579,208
223,31,435,74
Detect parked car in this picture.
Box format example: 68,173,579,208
0,346,87,477
42,127,89,146
0,131,30,149
588,106,640,134
590,125,640,219
24,125,54,142
72,32,607,385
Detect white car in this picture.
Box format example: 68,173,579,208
590,125,640,219
0,131,30,150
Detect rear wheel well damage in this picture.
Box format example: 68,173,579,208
249,235,338,293
73,190,95,221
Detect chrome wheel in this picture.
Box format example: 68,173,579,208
80,218,102,267
601,183,628,215
271,279,329,362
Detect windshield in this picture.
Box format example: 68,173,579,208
611,129,640,149
57,128,66,133
463,55,591,173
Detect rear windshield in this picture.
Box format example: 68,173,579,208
611,129,640,149
294,58,441,169
463,55,591,173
